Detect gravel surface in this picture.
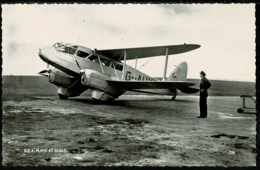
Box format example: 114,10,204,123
2,94,256,166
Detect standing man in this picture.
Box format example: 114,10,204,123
198,71,211,118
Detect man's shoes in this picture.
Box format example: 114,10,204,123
197,116,206,118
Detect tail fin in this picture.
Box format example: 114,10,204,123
168,62,199,94
168,62,188,81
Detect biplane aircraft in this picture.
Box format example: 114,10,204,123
38,42,200,101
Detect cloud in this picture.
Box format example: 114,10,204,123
158,4,193,15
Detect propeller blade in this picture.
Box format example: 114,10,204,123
75,60,86,74
39,70,48,74
75,60,81,70
76,60,85,74
38,70,49,77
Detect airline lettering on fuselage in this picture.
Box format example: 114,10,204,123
125,71,156,81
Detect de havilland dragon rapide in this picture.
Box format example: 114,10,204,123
38,42,200,101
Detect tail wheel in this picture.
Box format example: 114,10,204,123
237,108,244,113
59,94,69,100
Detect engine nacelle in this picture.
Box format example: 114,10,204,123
91,90,115,101
81,69,126,99
49,69,75,87
57,86,84,98
40,69,88,98
81,69,110,89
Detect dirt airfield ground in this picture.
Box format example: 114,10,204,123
3,92,256,166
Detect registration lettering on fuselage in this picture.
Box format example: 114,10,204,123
125,71,156,81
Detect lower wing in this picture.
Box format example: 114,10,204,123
107,80,199,92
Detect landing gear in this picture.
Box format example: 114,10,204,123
171,90,177,101
59,94,69,100
237,108,244,113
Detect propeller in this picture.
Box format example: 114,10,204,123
75,60,89,85
38,69,50,77
38,64,51,77
75,60,81,70
75,60,85,74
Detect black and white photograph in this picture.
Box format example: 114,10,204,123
2,3,256,166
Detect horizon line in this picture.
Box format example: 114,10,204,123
2,74,255,83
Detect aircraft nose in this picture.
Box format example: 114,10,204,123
38,47,55,63
38,49,47,62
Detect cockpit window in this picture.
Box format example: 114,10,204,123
53,43,77,55
69,46,78,55
76,50,89,58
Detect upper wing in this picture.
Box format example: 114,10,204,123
107,80,196,89
97,44,200,61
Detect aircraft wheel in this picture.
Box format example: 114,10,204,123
59,94,69,100
237,108,244,113
172,96,176,100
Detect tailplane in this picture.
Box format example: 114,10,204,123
168,62,188,81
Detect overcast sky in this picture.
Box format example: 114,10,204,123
2,4,255,81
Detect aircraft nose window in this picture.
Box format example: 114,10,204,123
53,43,78,55
53,43,59,48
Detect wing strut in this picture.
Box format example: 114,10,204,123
121,50,127,80
113,63,119,79
163,48,169,81
134,56,138,80
96,53,105,73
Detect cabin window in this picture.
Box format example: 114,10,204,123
88,55,111,66
76,50,89,58
88,55,98,62
112,63,123,71
100,58,110,66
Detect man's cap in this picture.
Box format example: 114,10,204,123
200,71,206,76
